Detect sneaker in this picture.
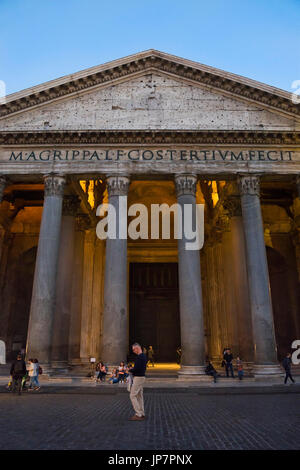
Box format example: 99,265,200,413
34,387,40,391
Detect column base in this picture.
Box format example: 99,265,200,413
177,365,208,380
253,364,283,381
51,361,70,373
68,358,95,376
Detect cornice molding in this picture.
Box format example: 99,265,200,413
0,54,299,120
1,130,300,145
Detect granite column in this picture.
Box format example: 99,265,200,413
238,175,280,376
26,174,65,368
101,175,130,365
174,174,206,376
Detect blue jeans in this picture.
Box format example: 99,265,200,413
108,377,119,383
30,376,39,388
225,363,234,378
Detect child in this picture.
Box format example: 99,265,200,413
118,362,126,383
236,356,244,380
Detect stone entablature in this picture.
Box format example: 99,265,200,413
0,144,299,177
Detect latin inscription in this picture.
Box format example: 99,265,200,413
7,149,294,162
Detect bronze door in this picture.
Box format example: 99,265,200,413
129,263,180,362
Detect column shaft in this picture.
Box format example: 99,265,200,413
101,175,130,365
26,175,65,367
68,215,89,366
90,238,105,359
238,175,280,375
79,229,96,365
175,174,205,375
223,191,254,363
51,195,79,369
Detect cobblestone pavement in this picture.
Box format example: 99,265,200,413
0,389,299,450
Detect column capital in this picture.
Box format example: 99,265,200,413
237,174,260,196
174,174,198,197
62,195,81,216
44,174,66,197
106,174,130,196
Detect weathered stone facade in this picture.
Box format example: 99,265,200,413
0,50,299,377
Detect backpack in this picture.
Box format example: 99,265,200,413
38,366,43,375
14,360,25,374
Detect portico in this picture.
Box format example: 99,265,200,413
0,50,299,379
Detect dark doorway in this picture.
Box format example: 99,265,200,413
266,246,296,361
7,246,37,359
129,263,180,362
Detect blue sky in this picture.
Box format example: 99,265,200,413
0,0,299,95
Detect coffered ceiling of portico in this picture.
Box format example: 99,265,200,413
0,50,299,133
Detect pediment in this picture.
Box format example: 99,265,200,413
0,50,299,132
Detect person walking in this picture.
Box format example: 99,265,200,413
33,358,41,389
147,345,154,367
176,347,181,365
283,353,295,384
27,358,40,390
224,348,235,378
10,354,26,395
129,343,147,421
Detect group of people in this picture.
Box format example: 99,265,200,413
205,348,244,383
205,347,297,385
94,345,155,385
95,361,130,384
9,354,41,394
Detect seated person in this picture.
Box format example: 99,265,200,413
118,362,126,383
205,361,218,383
124,364,130,382
108,368,119,384
96,362,107,382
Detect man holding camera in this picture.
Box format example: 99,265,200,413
128,343,147,421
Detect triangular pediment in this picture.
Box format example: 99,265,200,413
0,50,299,132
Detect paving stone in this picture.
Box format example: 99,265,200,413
0,390,299,450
